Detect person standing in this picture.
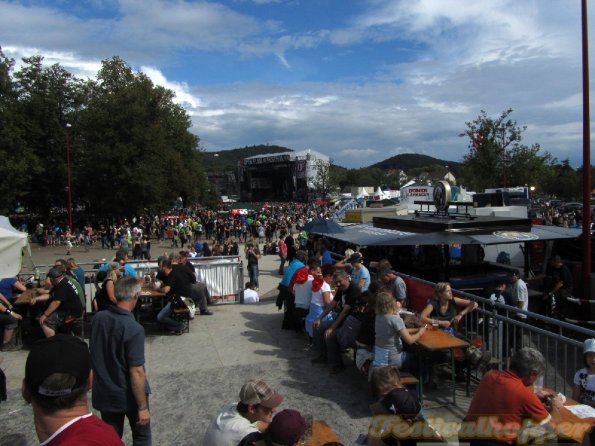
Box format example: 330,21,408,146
245,243,261,290
22,334,123,445
89,277,152,445
510,269,529,318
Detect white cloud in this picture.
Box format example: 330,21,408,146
140,66,202,108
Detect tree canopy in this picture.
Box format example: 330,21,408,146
0,50,212,219
458,109,556,192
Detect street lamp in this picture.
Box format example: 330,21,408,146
66,123,73,230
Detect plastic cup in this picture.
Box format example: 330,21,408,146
534,375,544,393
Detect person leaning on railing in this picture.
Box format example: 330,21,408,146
419,282,478,334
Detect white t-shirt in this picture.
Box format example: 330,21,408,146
510,278,528,319
203,402,259,446
243,289,260,304
310,282,331,307
574,368,595,404
294,276,314,309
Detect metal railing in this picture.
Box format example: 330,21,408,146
458,291,594,395
400,273,595,396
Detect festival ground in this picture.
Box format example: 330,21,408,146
1,240,470,445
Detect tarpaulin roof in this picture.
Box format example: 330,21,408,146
326,223,582,247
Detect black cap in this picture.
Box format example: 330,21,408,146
25,334,90,398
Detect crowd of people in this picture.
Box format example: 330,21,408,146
1,197,591,445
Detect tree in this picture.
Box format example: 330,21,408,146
311,158,333,195
75,57,210,216
459,109,554,191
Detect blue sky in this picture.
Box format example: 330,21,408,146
1,0,589,169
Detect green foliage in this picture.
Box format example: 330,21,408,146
0,52,209,219
369,153,461,173
459,109,556,191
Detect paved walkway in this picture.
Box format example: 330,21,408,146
2,241,470,445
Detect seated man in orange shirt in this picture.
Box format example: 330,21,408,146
463,347,563,446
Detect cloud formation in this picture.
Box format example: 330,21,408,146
0,0,587,168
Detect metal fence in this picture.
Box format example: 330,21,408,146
22,255,244,309
398,272,595,396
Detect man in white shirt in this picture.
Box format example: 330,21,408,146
243,282,260,304
510,269,529,319
203,379,284,446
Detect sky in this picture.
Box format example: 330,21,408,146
0,0,590,169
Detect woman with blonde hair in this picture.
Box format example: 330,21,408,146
66,257,85,288
93,262,121,312
420,282,477,334
372,292,426,372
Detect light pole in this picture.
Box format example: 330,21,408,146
66,123,73,230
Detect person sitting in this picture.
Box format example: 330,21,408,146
154,258,190,335
0,293,23,351
31,266,84,338
0,275,27,305
377,269,408,305
372,292,426,374
203,379,284,446
291,259,321,333
367,366,432,446
93,262,121,312
243,282,260,304
311,269,363,374
304,264,335,342
464,347,563,446
420,282,477,335
239,409,307,446
354,283,379,376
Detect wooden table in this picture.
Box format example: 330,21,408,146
14,288,48,306
550,394,595,444
417,327,469,406
137,287,167,321
301,420,341,446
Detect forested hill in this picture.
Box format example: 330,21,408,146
368,153,461,172
202,146,460,173
202,145,292,171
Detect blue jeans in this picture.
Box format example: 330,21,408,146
101,403,152,446
312,319,343,367
248,263,259,287
156,302,183,332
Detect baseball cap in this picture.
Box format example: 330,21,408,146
369,388,421,419
347,252,364,264
47,266,65,279
239,379,284,408
266,409,306,445
25,334,90,398
584,338,595,354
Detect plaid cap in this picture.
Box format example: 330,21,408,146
25,334,90,398
239,379,284,408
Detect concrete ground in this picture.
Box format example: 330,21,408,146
1,240,472,445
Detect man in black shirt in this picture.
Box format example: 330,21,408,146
155,258,189,334
36,266,83,337
311,269,362,374
175,251,213,316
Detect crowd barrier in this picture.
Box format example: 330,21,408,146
23,256,244,310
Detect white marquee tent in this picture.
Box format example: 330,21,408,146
0,216,29,276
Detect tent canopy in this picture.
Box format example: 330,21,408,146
326,223,582,247
0,216,28,276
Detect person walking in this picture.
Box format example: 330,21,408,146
89,277,152,445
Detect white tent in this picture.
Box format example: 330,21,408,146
0,216,29,276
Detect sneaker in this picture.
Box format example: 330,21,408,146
200,310,213,316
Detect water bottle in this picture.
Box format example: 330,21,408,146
34,268,41,287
